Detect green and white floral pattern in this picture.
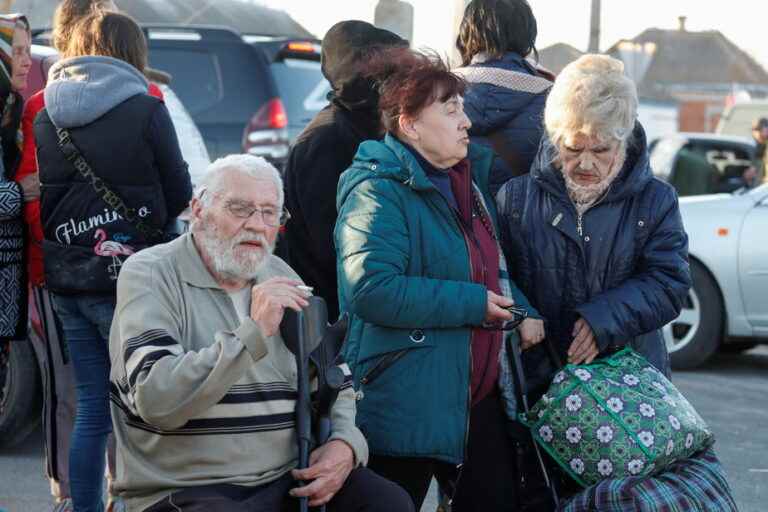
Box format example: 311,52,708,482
520,348,714,487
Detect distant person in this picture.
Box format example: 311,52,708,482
34,11,192,512
108,154,412,512
281,20,407,321
749,116,768,185
16,1,165,510
455,0,553,194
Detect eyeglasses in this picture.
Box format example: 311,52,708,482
197,188,291,227
223,201,291,227
482,304,529,331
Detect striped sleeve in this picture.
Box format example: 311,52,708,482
110,255,269,431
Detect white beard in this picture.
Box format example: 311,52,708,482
195,221,274,281
564,149,626,215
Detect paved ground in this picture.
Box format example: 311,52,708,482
2,347,766,511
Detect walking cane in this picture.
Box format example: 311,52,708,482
282,297,349,512
283,297,325,512
506,327,561,509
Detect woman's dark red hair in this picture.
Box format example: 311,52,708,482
367,48,467,133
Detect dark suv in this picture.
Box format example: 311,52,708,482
32,25,330,168
144,25,329,167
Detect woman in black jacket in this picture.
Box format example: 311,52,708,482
34,11,192,512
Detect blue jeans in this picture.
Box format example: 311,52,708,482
52,294,116,512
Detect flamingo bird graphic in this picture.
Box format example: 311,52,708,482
94,229,135,280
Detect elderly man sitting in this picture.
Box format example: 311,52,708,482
108,155,413,512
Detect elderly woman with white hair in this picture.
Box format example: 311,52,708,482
496,54,691,390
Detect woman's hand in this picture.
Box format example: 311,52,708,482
568,317,600,364
18,173,40,202
485,291,513,324
519,318,545,350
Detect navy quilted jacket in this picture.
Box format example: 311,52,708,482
461,52,551,195
496,124,691,390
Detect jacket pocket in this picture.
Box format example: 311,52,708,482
359,349,409,386
356,324,435,363
355,325,436,386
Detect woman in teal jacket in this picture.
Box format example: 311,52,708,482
334,50,545,511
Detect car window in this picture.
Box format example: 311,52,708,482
649,137,685,179
148,44,275,126
270,58,330,127
148,49,222,116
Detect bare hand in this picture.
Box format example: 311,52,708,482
568,318,600,364
250,277,311,337
519,318,545,350
485,291,513,324
18,173,40,202
290,440,354,507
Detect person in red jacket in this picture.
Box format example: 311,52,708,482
16,1,164,511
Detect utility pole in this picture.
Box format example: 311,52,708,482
588,0,601,53
374,0,414,42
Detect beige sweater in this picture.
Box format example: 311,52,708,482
109,234,367,511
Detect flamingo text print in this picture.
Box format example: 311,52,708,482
93,228,135,281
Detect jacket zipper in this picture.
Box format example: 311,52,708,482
451,207,473,499
575,186,611,238
448,180,486,497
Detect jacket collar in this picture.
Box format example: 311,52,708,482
470,51,537,74
381,133,495,193
177,233,223,289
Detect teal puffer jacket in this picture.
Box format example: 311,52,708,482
334,134,531,463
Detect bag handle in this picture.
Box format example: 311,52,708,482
55,128,165,243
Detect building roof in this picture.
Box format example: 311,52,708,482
538,42,583,76
605,27,768,102
6,0,313,38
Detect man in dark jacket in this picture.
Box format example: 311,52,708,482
281,21,406,320
497,55,691,391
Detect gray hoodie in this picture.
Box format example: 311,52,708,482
44,55,149,129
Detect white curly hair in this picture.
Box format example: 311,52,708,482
544,54,638,146
195,154,284,208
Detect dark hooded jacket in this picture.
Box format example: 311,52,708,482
496,124,691,391
35,56,192,294
459,52,552,195
281,21,405,321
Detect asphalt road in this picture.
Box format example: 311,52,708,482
1,347,766,512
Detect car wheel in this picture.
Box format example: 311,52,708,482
665,261,722,369
719,341,758,354
0,340,42,448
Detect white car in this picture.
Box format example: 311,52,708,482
665,184,768,368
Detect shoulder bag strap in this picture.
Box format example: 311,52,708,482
55,127,164,242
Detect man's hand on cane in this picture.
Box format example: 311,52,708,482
290,440,355,507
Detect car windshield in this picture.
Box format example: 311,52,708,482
270,58,330,127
